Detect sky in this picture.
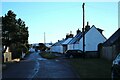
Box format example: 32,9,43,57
1,2,119,44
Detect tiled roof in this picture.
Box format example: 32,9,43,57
52,39,66,46
69,25,106,45
103,28,120,46
62,38,73,45
69,32,82,44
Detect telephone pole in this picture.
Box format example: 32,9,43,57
82,3,85,58
44,32,46,45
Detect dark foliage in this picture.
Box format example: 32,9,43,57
2,10,29,58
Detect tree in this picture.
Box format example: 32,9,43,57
2,10,29,56
2,10,17,53
38,43,47,51
13,18,29,44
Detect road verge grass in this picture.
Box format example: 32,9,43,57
68,58,112,79
39,52,57,59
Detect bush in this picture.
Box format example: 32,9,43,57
16,48,22,58
19,44,28,53
40,52,57,59
12,44,29,59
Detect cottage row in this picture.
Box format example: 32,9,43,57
50,22,120,60
51,22,106,54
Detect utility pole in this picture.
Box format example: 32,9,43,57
44,32,46,45
82,3,85,58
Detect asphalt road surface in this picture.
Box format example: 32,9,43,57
2,52,80,80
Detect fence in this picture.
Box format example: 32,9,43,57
100,45,117,61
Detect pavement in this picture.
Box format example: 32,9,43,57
2,52,80,80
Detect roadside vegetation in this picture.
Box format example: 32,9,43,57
39,52,57,59
2,10,29,61
68,58,112,79
2,10,30,73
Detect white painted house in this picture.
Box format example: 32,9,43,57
50,22,106,55
62,38,73,53
50,38,74,53
68,30,82,50
50,32,74,53
50,39,65,53
68,25,106,52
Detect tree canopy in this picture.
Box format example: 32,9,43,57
2,10,29,53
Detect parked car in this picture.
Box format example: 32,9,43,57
111,53,120,80
65,50,83,58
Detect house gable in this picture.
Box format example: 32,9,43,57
79,26,106,51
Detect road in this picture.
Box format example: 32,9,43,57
2,52,80,80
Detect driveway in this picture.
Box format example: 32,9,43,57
2,52,80,79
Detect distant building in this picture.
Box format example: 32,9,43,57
50,31,74,53
32,43,39,47
50,39,65,53
32,43,52,48
45,43,53,48
62,38,73,53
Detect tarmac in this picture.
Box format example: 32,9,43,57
2,52,80,80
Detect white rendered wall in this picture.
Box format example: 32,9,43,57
79,26,106,51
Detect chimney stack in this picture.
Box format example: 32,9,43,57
85,21,90,32
66,31,74,39
76,28,81,34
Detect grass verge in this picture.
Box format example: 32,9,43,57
68,58,112,78
40,52,57,59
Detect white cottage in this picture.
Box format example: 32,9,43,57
68,23,106,52
50,39,65,53
80,25,106,51
50,32,74,53
62,38,73,53
68,29,82,50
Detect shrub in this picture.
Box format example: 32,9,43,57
12,44,29,59
40,52,57,59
